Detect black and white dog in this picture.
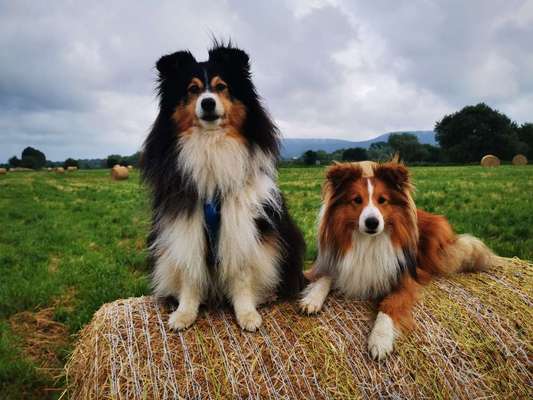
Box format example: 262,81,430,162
141,43,305,331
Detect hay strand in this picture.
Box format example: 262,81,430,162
65,258,532,399
111,165,129,180
480,154,500,167
512,154,528,165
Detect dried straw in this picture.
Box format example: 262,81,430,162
480,154,500,167
65,258,532,399
111,165,129,180
56,167,65,174
512,154,528,166
0,167,6,175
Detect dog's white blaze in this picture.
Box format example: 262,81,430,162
335,232,405,299
195,92,225,127
358,179,384,234
368,311,396,360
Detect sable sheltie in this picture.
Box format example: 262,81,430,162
141,43,305,332
300,161,496,360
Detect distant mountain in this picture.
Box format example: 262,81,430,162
280,131,436,159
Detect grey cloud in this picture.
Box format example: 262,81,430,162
1,0,532,162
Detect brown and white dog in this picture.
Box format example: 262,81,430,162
300,161,496,360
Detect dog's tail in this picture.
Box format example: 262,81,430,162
444,234,499,274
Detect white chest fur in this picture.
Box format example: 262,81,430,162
178,128,275,200
334,233,405,299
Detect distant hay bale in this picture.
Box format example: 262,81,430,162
480,154,500,167
512,154,528,165
111,165,129,180
65,258,532,399
66,166,78,172
0,168,6,175
127,165,133,170
47,167,53,172
55,167,65,174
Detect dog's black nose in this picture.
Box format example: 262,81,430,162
365,217,379,230
201,97,216,112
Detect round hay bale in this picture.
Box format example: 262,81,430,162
111,165,129,180
66,166,78,172
47,167,53,172
512,154,528,165
0,167,6,175
65,258,532,399
480,154,500,167
55,167,65,174
127,165,133,170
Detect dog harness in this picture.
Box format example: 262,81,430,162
203,196,221,261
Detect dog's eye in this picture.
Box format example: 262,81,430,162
354,196,363,204
188,85,201,94
378,196,387,204
214,83,227,92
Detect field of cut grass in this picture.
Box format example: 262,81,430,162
0,165,532,398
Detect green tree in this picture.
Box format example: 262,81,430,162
387,133,427,162
368,142,393,162
64,158,79,168
517,123,533,159
8,156,20,167
302,150,318,165
342,147,368,161
106,154,123,168
20,147,46,169
435,103,522,162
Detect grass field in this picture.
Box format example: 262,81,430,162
0,165,532,399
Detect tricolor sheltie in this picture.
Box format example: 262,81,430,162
141,43,305,332
300,161,496,360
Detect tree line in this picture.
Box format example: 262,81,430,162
5,148,141,170
298,103,532,165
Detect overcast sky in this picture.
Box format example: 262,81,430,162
1,0,532,162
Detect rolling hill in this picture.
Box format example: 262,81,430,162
280,131,436,159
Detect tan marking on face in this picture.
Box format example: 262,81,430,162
172,78,205,133
187,78,204,93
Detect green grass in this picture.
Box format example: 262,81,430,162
0,165,532,398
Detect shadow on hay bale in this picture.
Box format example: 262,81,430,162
512,154,528,165
65,258,532,399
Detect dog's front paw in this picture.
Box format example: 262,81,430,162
367,312,395,361
236,309,262,332
299,292,324,314
168,309,197,331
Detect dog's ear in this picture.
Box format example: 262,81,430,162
326,163,362,189
374,162,411,192
156,51,196,78
390,151,401,163
208,45,250,75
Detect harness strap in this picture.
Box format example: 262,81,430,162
203,196,221,261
